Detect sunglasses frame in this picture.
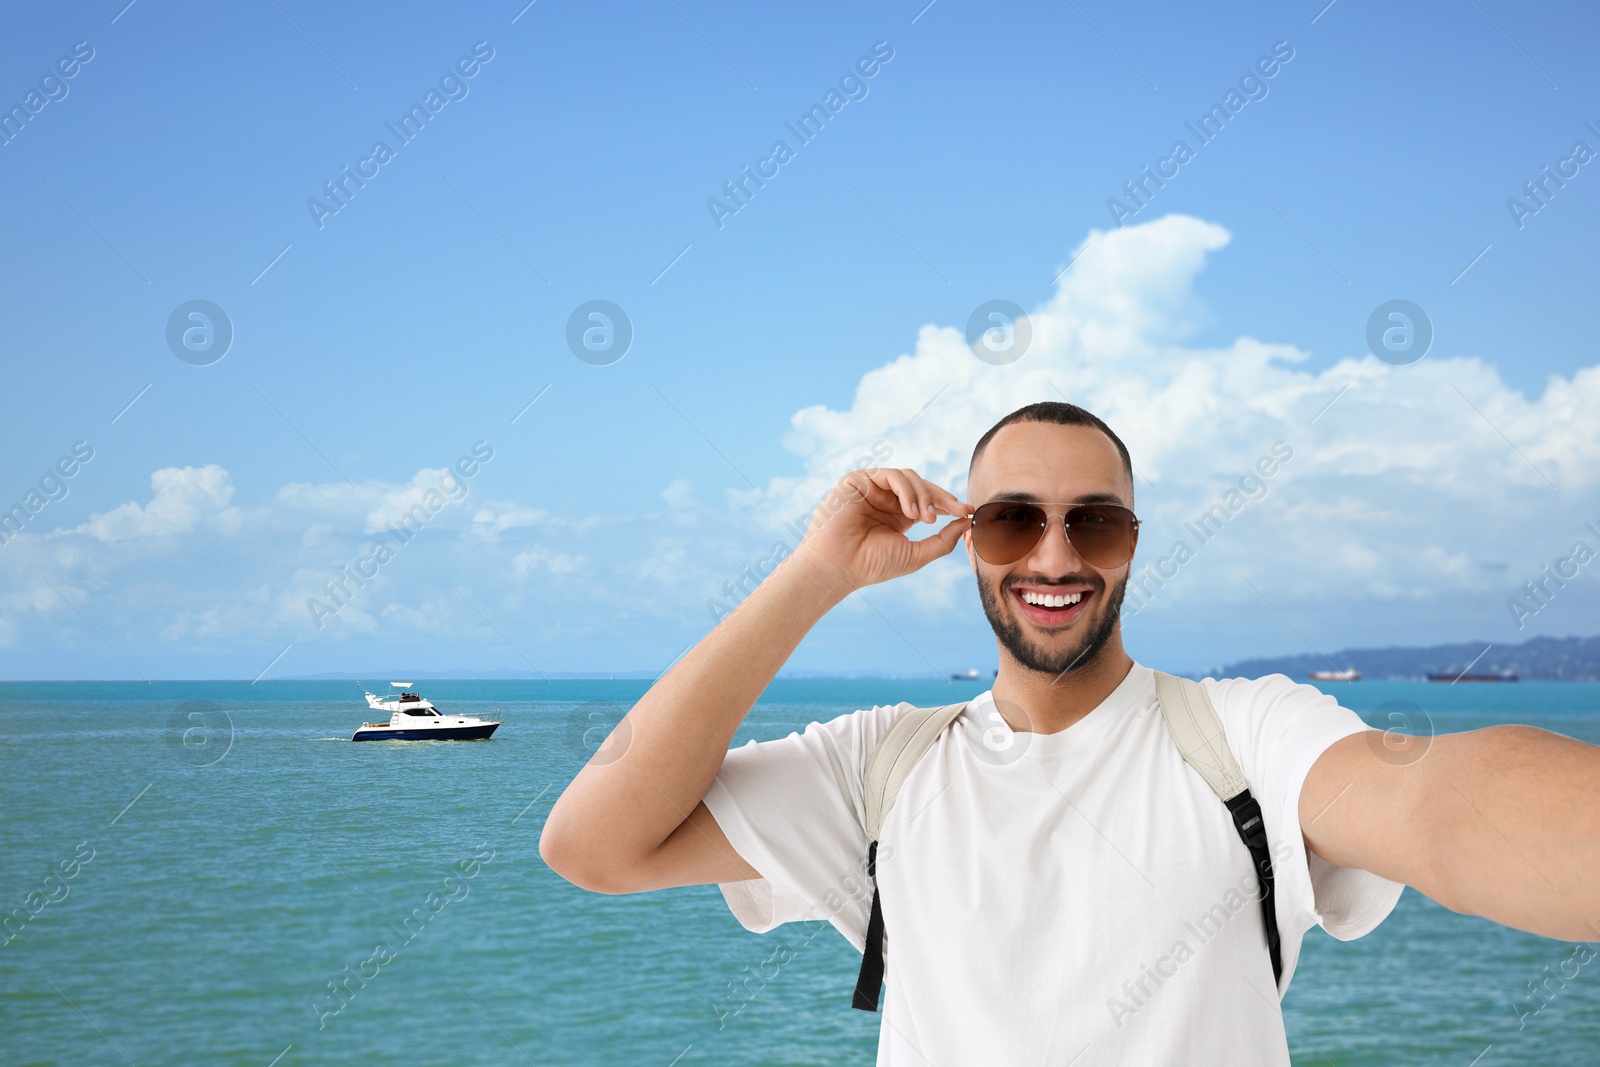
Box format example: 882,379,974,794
968,500,1142,569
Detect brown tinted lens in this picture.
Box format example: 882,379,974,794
971,501,1047,565
1064,505,1136,568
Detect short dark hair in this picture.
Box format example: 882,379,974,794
968,401,1135,493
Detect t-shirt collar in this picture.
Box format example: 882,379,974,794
962,662,1154,759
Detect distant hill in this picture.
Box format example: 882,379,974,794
278,635,1600,684
1217,634,1600,682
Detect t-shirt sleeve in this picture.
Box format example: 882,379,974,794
1203,673,1406,943
701,703,906,951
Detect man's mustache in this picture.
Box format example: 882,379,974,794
1000,575,1105,593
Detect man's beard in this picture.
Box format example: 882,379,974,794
976,571,1128,677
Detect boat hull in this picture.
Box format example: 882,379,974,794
351,723,500,741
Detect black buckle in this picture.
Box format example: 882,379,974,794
1226,793,1268,850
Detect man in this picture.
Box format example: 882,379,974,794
541,401,1600,1065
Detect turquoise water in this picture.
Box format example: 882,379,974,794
2,678,1597,1065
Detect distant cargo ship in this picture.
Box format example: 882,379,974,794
951,668,981,680
1308,668,1360,682
1426,669,1520,683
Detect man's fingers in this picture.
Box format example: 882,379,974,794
839,471,902,519
903,469,942,522
909,516,970,568
894,469,969,520
835,469,972,546
933,485,972,517
859,467,969,523
879,468,927,522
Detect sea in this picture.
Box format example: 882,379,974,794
2,677,1597,1066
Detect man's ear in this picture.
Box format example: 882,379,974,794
963,528,976,571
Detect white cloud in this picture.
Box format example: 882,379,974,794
738,213,1600,619
661,479,695,510
274,479,378,513
275,469,480,535
60,465,240,542
512,545,584,578
472,503,549,539
363,468,472,534
2,582,72,617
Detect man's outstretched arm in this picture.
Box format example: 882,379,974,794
1302,723,1600,941
539,469,970,894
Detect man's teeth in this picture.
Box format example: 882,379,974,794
1020,591,1083,608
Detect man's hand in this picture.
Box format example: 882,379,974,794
793,467,973,593
542,466,971,895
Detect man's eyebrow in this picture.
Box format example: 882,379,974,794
984,490,1129,506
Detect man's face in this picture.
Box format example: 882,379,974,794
966,421,1138,678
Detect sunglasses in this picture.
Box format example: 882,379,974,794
969,501,1141,569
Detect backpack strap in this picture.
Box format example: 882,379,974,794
852,701,967,1011
1153,671,1283,990
863,702,970,841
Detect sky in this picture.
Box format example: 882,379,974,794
2,0,1598,680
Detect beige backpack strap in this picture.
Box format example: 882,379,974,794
855,700,966,1011
1153,670,1248,802
1153,669,1285,990
862,702,968,841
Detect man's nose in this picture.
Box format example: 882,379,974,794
1025,514,1086,573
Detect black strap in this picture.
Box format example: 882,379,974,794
1224,789,1283,988
852,840,886,1011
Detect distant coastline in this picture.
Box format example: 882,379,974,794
1213,634,1600,682
294,634,1600,683
7,634,1600,683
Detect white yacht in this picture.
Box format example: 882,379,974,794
352,683,501,741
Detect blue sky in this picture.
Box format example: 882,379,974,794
3,0,1598,680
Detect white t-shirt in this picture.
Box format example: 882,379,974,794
702,663,1404,1066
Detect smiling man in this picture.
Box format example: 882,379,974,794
541,401,1600,1065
